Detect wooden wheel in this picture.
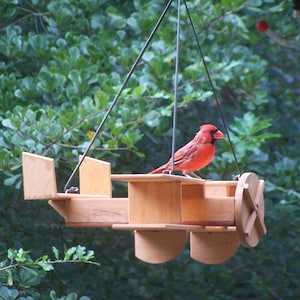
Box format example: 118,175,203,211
190,231,240,264
235,172,267,247
134,230,187,264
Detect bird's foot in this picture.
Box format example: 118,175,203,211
162,169,173,175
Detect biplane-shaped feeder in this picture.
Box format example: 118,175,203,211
22,152,266,265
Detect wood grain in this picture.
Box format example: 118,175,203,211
135,230,187,264
49,197,128,226
190,231,240,264
22,152,57,200
79,155,112,196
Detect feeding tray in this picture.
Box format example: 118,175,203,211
22,152,267,265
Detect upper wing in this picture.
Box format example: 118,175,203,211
170,140,200,165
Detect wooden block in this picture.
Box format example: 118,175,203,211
134,230,187,264
22,152,57,200
203,181,237,197
111,174,238,226
182,183,235,225
190,231,240,264
181,197,235,225
128,181,181,224
49,197,128,227
79,156,112,196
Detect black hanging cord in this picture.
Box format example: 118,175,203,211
64,0,175,192
170,0,181,173
183,0,242,176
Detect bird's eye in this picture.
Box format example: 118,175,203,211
209,129,219,142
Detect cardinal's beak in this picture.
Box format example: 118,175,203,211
214,129,224,139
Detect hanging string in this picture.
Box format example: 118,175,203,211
64,0,175,191
183,0,242,176
170,0,181,173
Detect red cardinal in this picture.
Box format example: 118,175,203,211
149,124,224,177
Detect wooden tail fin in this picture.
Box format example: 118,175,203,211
22,152,57,200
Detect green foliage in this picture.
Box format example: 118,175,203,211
0,246,98,299
0,0,299,299
212,112,282,179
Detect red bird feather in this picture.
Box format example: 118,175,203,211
149,124,224,176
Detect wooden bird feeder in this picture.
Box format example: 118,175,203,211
21,0,267,266
22,151,267,265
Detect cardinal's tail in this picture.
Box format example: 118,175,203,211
148,164,169,174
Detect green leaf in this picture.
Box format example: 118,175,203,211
106,6,127,29
269,2,285,12
19,267,42,288
7,249,30,263
2,119,16,130
84,250,95,261
4,174,21,187
65,292,79,300
91,14,105,30
64,247,76,261
37,71,66,93
7,269,13,286
49,290,58,300
0,286,19,300
73,245,86,260
37,262,54,272
52,247,59,260
7,249,15,261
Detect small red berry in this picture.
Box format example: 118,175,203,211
256,20,269,33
